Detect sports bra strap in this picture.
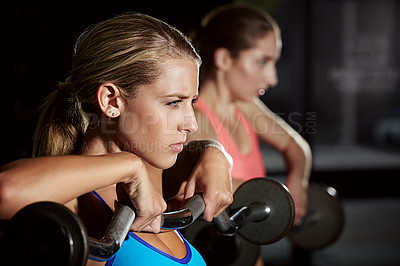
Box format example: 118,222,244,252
92,191,115,217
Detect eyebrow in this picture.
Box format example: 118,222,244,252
163,92,198,99
262,55,274,61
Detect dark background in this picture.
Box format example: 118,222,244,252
2,0,400,196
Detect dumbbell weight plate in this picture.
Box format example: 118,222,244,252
2,202,88,266
182,220,259,266
230,177,295,245
288,184,344,250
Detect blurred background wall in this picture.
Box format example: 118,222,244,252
235,0,400,198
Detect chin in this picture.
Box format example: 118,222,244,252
146,154,178,170
239,96,255,102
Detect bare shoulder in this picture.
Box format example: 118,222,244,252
235,98,274,118
235,98,295,150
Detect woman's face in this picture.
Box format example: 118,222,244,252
226,31,281,102
118,59,199,169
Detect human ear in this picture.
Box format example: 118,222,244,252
97,82,124,118
214,47,232,71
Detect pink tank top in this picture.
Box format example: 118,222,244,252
194,99,266,181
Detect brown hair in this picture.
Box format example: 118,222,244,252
194,3,280,81
33,12,201,157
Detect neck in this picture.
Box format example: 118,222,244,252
80,127,164,194
200,76,236,116
78,121,122,155
79,134,120,156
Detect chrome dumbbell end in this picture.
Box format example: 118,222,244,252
89,205,135,261
212,202,271,236
161,194,206,230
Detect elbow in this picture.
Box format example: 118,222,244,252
293,137,313,180
283,136,313,171
291,135,312,164
0,174,23,220
300,139,312,165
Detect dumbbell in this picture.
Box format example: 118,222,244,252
0,195,207,266
183,177,295,265
183,179,345,265
288,183,345,250
0,201,88,266
212,178,344,249
0,178,295,266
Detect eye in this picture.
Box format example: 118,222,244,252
167,100,182,107
257,59,267,67
192,96,199,105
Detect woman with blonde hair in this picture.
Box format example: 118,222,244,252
0,12,233,265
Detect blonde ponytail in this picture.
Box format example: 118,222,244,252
33,79,89,156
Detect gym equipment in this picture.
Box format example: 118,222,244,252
90,195,206,259
183,222,260,266
221,177,295,245
0,202,89,266
182,177,295,265
0,178,296,265
183,180,344,265
288,183,344,250
0,196,205,266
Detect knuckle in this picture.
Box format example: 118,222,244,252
161,201,168,211
226,192,233,205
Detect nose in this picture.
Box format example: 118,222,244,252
264,64,278,88
179,107,198,134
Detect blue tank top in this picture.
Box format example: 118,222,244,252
90,191,206,266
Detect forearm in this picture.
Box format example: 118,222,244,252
282,136,312,224
283,136,312,188
0,152,140,219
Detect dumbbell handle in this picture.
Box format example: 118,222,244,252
89,205,135,260
89,194,205,260
291,211,320,232
213,202,270,236
89,195,271,260
162,194,206,229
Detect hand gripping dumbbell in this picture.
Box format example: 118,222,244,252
0,178,296,266
0,196,208,266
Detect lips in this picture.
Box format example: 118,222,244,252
170,143,184,152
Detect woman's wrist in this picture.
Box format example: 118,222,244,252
186,140,233,171
111,152,144,184
286,173,309,191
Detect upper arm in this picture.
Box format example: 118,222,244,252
236,98,298,153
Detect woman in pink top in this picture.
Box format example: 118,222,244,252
187,3,312,229
194,98,266,181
